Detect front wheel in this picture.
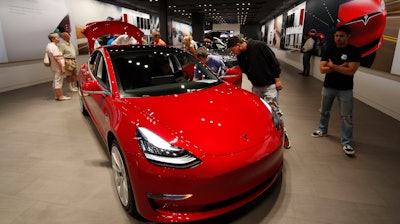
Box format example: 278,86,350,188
110,140,141,218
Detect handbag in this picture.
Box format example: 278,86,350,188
43,52,50,67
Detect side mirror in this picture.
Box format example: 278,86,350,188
220,66,242,87
81,80,106,94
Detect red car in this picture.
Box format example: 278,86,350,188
78,21,283,223
337,0,387,66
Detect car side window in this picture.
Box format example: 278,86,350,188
216,42,225,49
89,51,100,74
95,54,110,90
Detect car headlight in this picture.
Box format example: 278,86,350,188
136,127,201,168
260,98,282,130
380,0,386,12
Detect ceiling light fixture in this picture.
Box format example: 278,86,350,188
236,2,251,25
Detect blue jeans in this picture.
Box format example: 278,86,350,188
318,87,353,145
252,84,281,115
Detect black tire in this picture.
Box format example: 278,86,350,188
110,140,143,219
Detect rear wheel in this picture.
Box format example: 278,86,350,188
110,140,142,218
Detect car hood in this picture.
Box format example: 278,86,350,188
124,84,275,156
338,0,384,24
337,0,386,56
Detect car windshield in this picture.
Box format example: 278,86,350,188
108,46,222,97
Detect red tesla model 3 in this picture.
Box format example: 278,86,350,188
77,21,283,223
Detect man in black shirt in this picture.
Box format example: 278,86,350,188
311,25,361,156
228,36,290,149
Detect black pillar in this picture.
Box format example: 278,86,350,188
240,24,260,40
191,12,204,43
159,0,168,44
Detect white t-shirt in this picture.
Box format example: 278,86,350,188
46,42,64,70
111,34,138,45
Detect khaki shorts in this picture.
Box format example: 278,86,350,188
64,68,77,77
65,59,77,76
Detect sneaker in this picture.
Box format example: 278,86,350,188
311,130,326,137
69,86,78,92
343,145,355,155
283,133,291,149
56,96,71,101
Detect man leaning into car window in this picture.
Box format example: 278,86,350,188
227,35,291,149
194,47,225,81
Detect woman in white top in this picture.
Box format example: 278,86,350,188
46,32,70,101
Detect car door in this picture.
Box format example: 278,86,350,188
85,51,114,140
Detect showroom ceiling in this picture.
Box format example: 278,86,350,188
99,0,304,25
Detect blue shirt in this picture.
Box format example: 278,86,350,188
194,54,225,78
107,37,115,45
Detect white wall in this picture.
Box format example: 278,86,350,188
391,28,400,75
0,61,52,92
0,56,87,92
273,49,400,121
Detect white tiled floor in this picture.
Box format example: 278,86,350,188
1,62,399,224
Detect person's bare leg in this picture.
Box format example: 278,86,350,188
54,88,71,101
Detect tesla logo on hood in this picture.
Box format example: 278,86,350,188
241,134,249,141
346,12,381,26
